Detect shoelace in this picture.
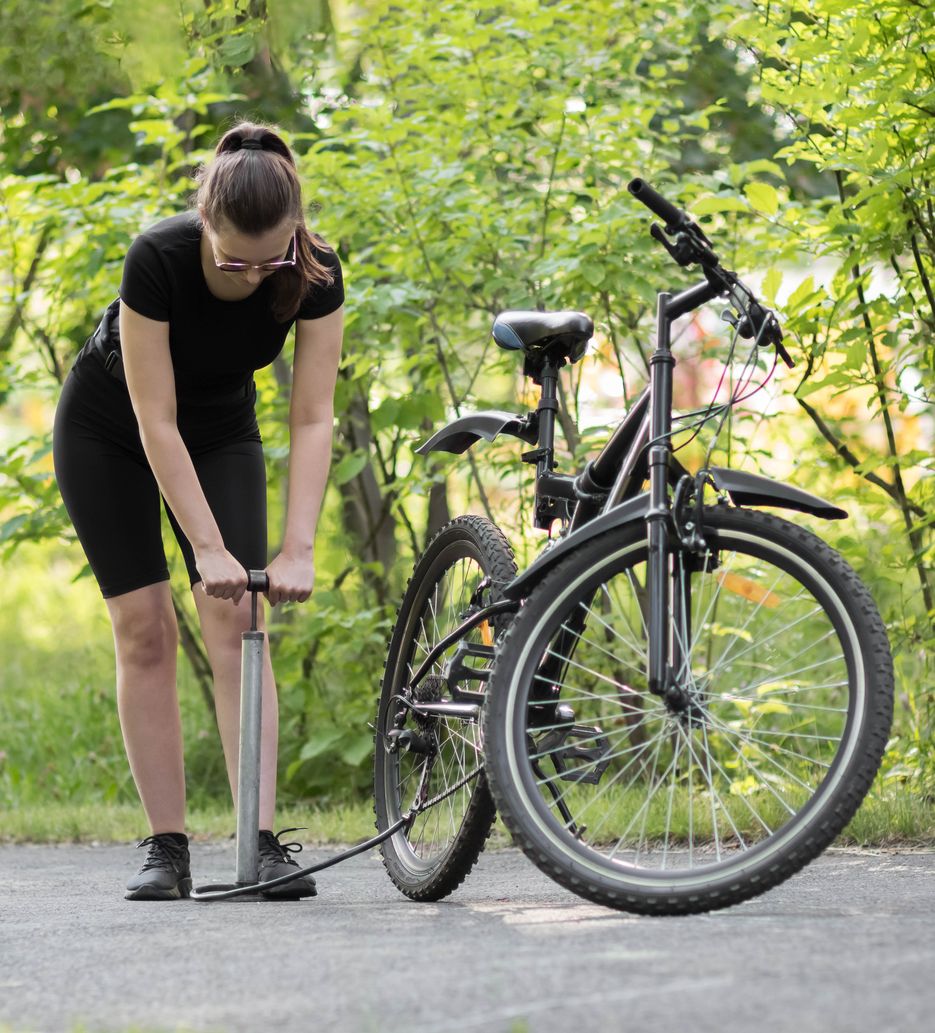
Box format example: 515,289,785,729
136,834,188,872
258,827,307,866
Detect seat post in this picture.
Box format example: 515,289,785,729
535,361,559,475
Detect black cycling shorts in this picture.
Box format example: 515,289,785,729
53,353,267,599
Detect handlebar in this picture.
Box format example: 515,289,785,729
247,569,269,593
628,178,689,232
628,176,793,367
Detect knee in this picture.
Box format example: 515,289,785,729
198,594,264,654
112,607,178,669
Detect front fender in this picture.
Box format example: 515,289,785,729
707,467,847,520
416,410,538,456
501,469,845,601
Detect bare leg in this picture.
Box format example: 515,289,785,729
192,587,279,830
105,582,185,834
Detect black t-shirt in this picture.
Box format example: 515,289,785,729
113,211,343,395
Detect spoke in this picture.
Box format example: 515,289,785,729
712,637,842,690
529,720,648,761
700,718,722,861
704,713,834,773
557,615,647,678
707,605,826,679
692,549,785,667
532,729,661,782
427,584,440,648
704,713,822,794
578,596,648,663
719,648,845,695
683,722,695,866
716,692,849,714
579,727,679,845
531,668,662,709
694,721,799,819
539,645,650,700
530,676,665,721
688,547,727,659
607,735,679,861
683,723,751,848
445,722,482,755
661,730,683,869
719,725,841,744
549,726,669,826
528,702,659,728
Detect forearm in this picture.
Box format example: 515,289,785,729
138,420,224,553
281,419,334,555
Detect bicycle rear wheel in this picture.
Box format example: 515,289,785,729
375,515,516,900
483,506,893,914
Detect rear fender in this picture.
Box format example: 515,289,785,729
416,411,538,456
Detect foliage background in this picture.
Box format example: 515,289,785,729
1,0,931,831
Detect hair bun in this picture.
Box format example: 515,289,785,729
240,139,263,150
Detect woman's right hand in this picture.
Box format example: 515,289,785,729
195,547,249,603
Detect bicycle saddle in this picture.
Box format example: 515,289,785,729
492,310,594,363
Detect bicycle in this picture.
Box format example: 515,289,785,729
373,177,894,914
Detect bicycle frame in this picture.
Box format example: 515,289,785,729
414,282,846,712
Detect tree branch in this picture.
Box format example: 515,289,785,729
795,394,924,518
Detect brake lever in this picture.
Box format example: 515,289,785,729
651,223,719,268
650,223,689,265
723,277,795,369
772,322,795,368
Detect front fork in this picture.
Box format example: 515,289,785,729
645,291,700,709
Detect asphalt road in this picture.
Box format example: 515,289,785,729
0,842,932,1033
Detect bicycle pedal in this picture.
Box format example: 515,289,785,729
548,726,612,785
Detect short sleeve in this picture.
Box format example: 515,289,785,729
119,234,171,321
297,246,344,320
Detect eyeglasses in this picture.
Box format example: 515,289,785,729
212,230,296,273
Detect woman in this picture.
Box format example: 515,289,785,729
52,121,344,901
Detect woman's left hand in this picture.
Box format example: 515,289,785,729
265,550,315,606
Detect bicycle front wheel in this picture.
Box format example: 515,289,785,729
483,506,893,915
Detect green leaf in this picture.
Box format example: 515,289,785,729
339,734,374,767
692,195,748,216
332,452,369,485
744,182,778,216
786,275,817,311
580,260,605,288
761,267,783,304
297,727,344,762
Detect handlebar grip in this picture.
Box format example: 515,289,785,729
628,178,687,230
247,569,269,593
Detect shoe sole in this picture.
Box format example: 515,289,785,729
125,877,193,901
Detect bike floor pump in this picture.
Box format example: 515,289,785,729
193,570,273,902
191,570,418,902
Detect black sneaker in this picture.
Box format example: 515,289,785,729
257,828,317,900
125,833,192,901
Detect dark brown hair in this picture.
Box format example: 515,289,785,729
194,120,336,322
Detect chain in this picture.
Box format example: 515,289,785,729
408,762,484,818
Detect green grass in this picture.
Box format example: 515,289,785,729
0,798,380,845
840,788,935,846
3,791,930,849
